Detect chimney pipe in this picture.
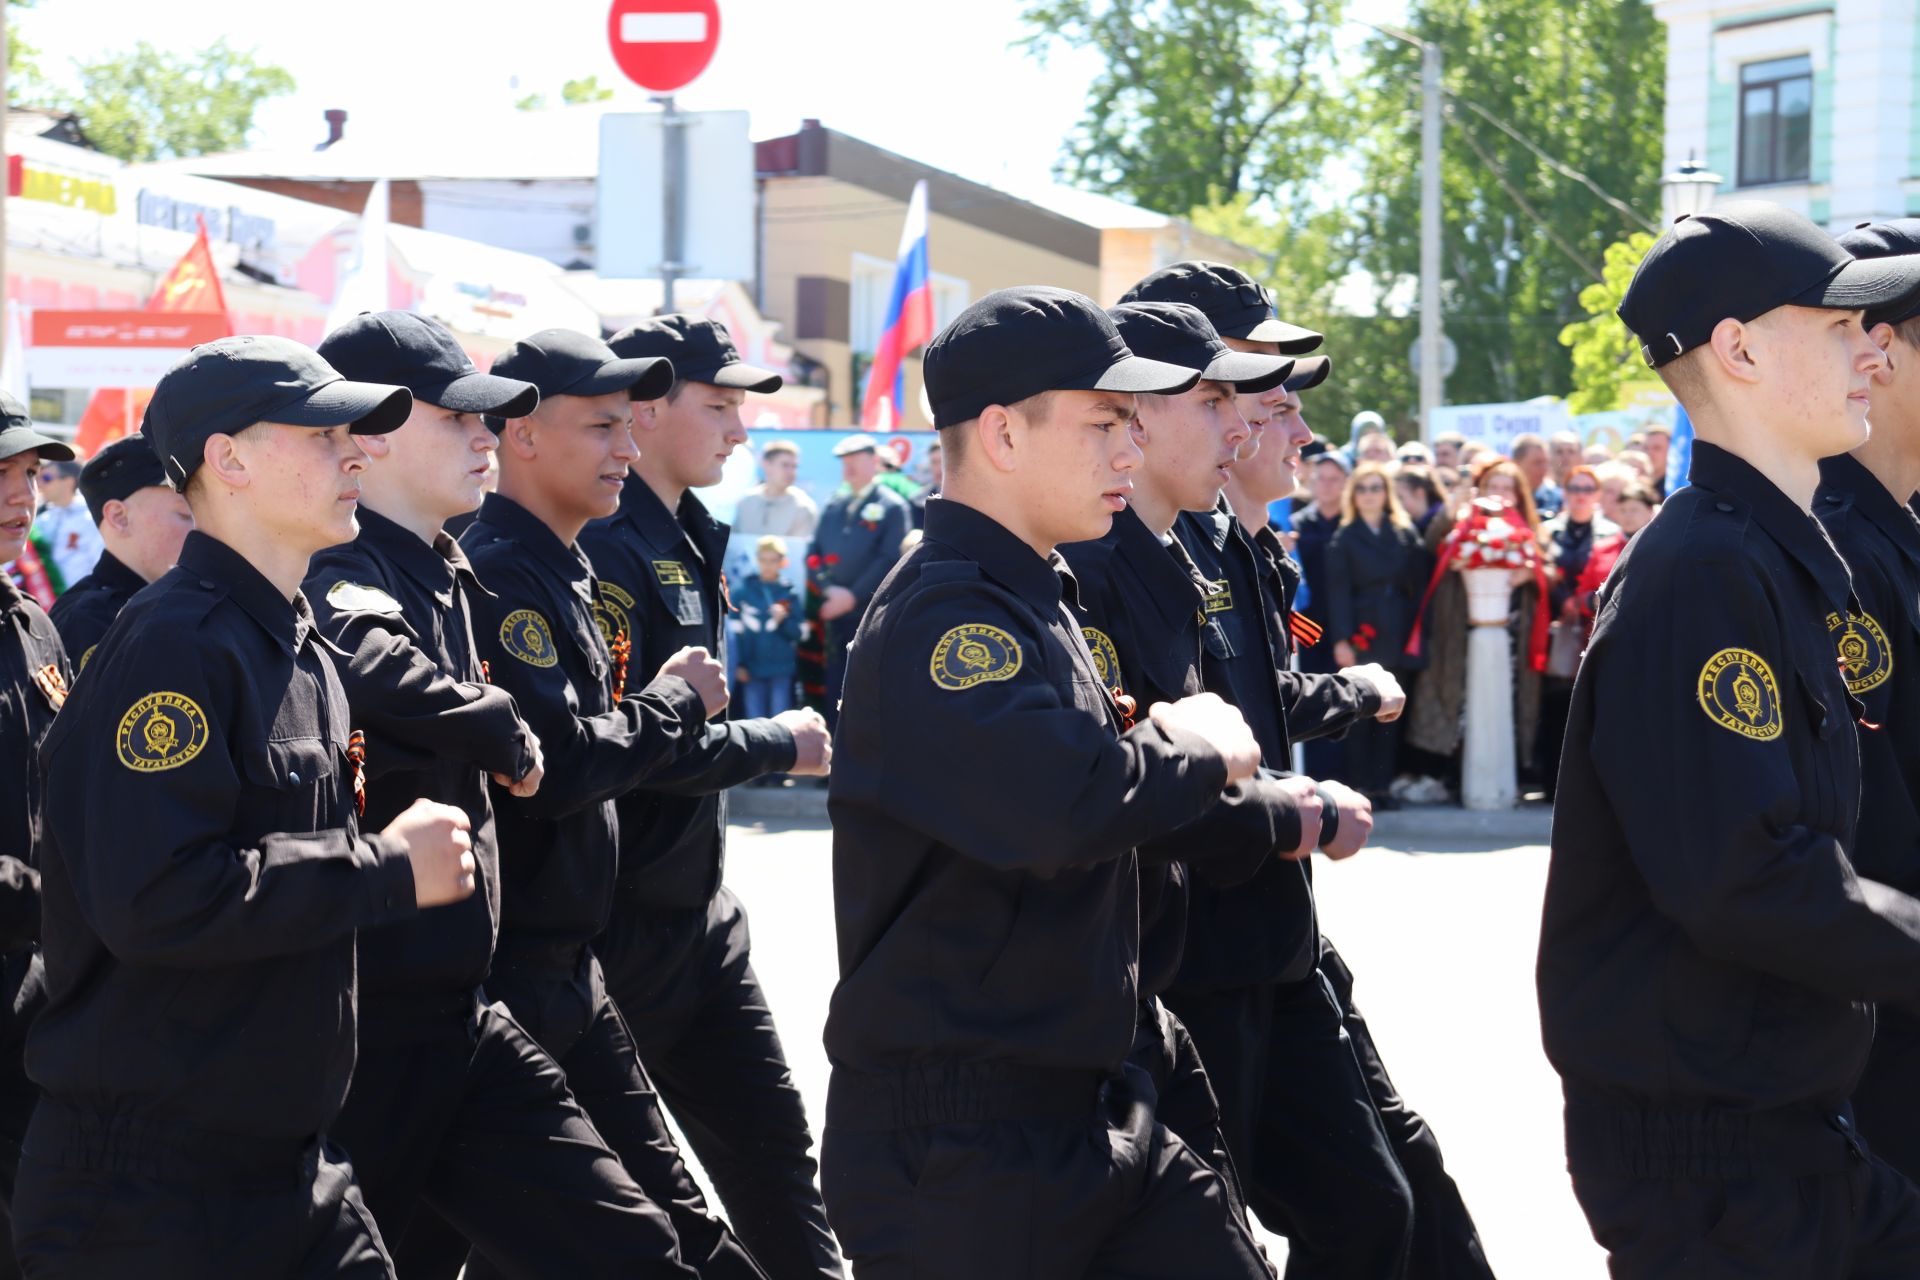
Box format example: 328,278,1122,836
318,109,347,151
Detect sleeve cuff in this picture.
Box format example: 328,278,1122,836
1349,677,1384,716
361,832,419,923
641,673,706,726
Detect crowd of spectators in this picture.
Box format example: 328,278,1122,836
1282,417,1674,807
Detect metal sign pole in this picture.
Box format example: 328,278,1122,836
656,95,687,314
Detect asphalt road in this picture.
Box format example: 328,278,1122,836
709,815,1608,1277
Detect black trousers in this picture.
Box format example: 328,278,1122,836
461,947,767,1280
600,887,844,1279
1573,1151,1920,1278
1321,942,1495,1279
1129,997,1251,1228
1166,969,1415,1279
1852,1007,1920,1185
13,1104,392,1279
330,991,699,1280
1342,666,1412,796
0,947,45,1280
820,1064,1272,1280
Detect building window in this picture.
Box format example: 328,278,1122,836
1738,55,1812,187
851,254,968,354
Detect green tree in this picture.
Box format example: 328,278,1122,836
562,75,613,105
1559,232,1655,413
1352,0,1665,408
7,0,40,90
51,40,294,162
1018,0,1347,214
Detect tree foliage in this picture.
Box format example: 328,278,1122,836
50,40,294,162
1352,0,1665,408
1559,232,1655,413
1018,0,1347,214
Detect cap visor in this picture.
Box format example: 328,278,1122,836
565,356,675,402
1790,254,1920,313
428,371,541,418
1284,355,1333,392
273,380,413,434
1202,350,1296,394
1087,354,1202,397
1240,317,1325,354
708,362,785,394
0,429,74,463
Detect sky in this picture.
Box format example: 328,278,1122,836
16,0,1403,208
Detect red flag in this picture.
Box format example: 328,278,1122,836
72,220,232,456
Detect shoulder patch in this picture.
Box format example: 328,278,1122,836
1829,610,1893,695
1696,647,1782,741
500,609,559,668
1083,627,1121,688
116,692,210,772
595,581,636,646
78,644,96,673
325,580,404,616
930,624,1023,691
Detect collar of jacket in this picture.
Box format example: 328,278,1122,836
923,497,1081,614
1689,440,1853,616
1818,450,1920,570
614,475,727,568
178,530,315,655
475,492,594,588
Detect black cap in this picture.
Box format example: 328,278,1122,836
1620,199,1920,368
1120,261,1324,353
922,286,1199,428
1837,219,1920,327
79,433,168,522
319,311,540,418
142,336,412,488
1106,301,1295,392
1285,355,1333,393
608,315,783,393
0,389,73,464
485,329,674,429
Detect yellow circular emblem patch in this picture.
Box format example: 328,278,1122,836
1697,648,1782,741
78,644,96,673
501,610,558,668
1830,610,1893,695
930,624,1022,691
595,582,636,646
116,691,210,772
1083,627,1120,687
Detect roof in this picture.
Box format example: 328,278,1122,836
153,104,617,183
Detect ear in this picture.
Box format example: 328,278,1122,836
1703,317,1762,385
201,433,251,491
500,416,539,461
100,497,131,535
357,432,395,461
975,406,1019,474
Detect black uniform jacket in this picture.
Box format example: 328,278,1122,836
1062,505,1307,1000
1171,505,1379,990
28,532,418,1140
48,549,142,674
580,480,794,913
0,576,66,1046
824,498,1229,1077
1539,443,1920,1152
461,493,703,950
814,481,912,610
307,506,538,999
1815,452,1920,896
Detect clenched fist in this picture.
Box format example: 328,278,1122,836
1150,692,1260,785
773,707,832,776
659,646,729,717
1340,662,1407,723
383,797,476,908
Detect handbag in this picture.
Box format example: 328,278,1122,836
1545,618,1584,679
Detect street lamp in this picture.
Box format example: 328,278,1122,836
1661,154,1724,223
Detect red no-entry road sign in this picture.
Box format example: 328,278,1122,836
607,0,721,94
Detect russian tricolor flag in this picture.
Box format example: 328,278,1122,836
861,179,935,428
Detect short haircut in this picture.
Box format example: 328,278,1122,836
939,389,1058,470
1642,423,1671,440
1509,433,1546,461
761,440,798,461
1618,481,1661,508
1655,346,1708,406
1896,316,1920,351
1434,431,1467,448
754,534,786,556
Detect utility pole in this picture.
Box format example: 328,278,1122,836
1418,38,1444,443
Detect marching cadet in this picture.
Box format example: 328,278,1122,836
1138,263,1496,1279
307,311,709,1279
48,433,191,670
813,433,911,724
585,315,843,1279
821,285,1271,1279
1056,301,1370,1230
458,329,766,1280
18,337,477,1277
1817,220,1920,1183
1540,200,1920,1275
0,395,72,1280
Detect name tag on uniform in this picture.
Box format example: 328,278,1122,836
653,561,693,586
1203,579,1234,614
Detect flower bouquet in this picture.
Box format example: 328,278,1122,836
1407,497,1551,672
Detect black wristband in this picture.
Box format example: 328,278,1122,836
1315,783,1341,849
